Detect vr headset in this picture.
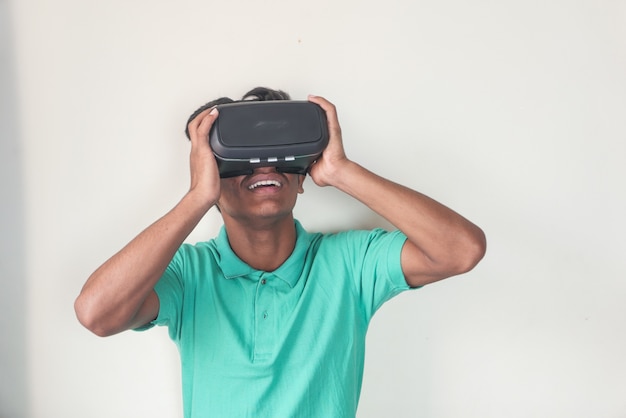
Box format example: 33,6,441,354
209,101,329,178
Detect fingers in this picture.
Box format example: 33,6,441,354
188,107,219,150
186,106,221,199
307,95,341,136
305,94,350,187
307,94,345,156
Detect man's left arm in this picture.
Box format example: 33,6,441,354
308,95,486,287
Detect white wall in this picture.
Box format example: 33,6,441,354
3,0,625,417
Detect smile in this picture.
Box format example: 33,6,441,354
248,180,282,190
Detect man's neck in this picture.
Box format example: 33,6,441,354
222,215,297,272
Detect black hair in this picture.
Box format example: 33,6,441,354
184,87,291,139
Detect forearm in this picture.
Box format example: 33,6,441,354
75,191,212,335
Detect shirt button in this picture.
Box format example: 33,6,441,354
261,279,267,285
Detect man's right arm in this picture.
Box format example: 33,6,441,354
74,107,221,337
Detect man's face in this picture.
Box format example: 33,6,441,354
217,167,305,224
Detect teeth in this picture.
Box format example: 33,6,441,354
248,180,281,190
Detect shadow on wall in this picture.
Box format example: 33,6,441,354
0,3,29,417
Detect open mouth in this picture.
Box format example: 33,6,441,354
248,180,282,190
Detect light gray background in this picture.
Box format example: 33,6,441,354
2,0,625,417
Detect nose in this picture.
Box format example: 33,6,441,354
253,166,279,174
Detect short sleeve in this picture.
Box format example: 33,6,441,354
341,229,416,320
144,246,187,341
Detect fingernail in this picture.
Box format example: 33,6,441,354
209,107,218,115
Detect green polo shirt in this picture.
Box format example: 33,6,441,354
150,220,411,418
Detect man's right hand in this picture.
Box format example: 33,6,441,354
186,106,221,208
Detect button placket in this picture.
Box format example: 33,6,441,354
253,273,274,361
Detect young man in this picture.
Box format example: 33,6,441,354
75,87,486,417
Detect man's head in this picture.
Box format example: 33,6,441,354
186,87,305,224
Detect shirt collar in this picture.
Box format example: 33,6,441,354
216,220,312,288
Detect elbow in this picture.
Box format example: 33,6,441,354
74,294,118,338
456,227,487,275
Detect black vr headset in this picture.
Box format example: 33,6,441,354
209,101,329,178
